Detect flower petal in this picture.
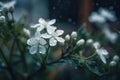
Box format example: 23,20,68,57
41,33,51,39
47,26,56,34
35,31,41,37
31,24,40,28
36,26,44,32
38,18,46,24
48,19,56,25
29,45,38,54
39,37,47,45
99,53,107,64
56,30,64,36
39,45,46,54
27,37,38,46
49,38,57,46
55,37,65,43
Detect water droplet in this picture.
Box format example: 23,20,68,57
68,18,72,22
53,6,56,10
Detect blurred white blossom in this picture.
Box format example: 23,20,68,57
89,8,117,23
27,32,46,54
89,12,106,23
0,0,16,9
99,8,117,22
103,26,118,43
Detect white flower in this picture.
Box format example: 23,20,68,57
0,0,16,9
99,8,117,22
27,32,47,54
31,18,57,33
41,29,65,46
93,42,109,63
96,48,109,64
89,12,106,23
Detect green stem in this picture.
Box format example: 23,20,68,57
84,53,97,60
9,39,15,62
0,47,17,80
15,37,27,72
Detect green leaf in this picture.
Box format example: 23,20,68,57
77,23,89,40
14,23,24,34
86,64,102,76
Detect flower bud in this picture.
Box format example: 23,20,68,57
109,61,116,67
93,42,101,49
0,16,5,23
86,39,93,45
113,55,119,62
76,39,85,46
65,34,70,41
71,31,77,40
23,28,31,36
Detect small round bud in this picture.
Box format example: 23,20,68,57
65,34,70,41
23,28,31,37
76,39,85,46
86,39,93,45
71,31,77,40
93,42,101,49
113,55,119,62
109,61,116,67
0,16,5,23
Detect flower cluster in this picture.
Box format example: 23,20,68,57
27,18,65,54
89,8,116,23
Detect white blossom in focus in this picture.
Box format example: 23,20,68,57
31,18,57,33
41,29,65,46
27,32,47,54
